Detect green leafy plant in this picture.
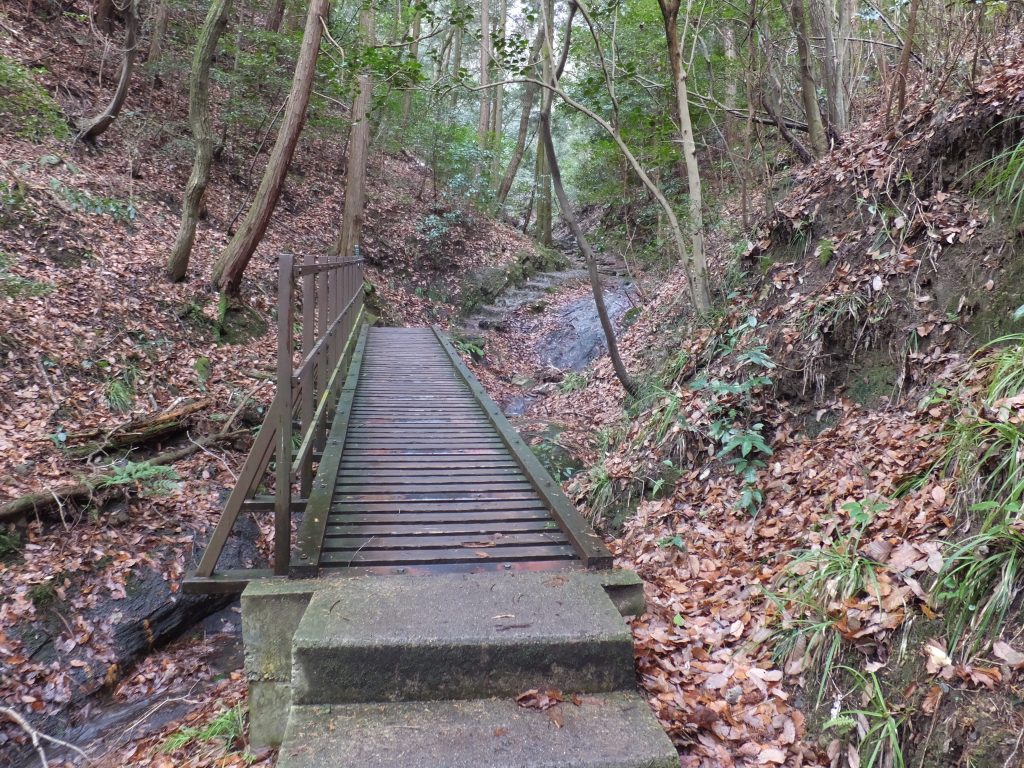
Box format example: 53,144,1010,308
162,704,247,758
454,337,484,360
0,55,69,141
0,252,52,298
560,371,588,393
105,378,135,413
0,528,22,558
97,461,180,496
972,126,1024,225
824,669,906,768
934,515,1024,654
50,179,137,222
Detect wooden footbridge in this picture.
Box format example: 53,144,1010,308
184,250,609,593
182,252,677,767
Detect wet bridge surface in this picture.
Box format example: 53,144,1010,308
319,327,593,573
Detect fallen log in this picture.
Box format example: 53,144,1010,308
0,430,247,523
64,398,212,458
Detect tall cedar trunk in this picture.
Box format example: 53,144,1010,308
496,25,544,205
539,15,635,397
147,0,169,86
265,0,285,31
890,0,920,122
94,0,115,32
449,20,463,110
789,0,828,155
533,0,553,246
401,12,421,123
811,0,851,132
165,0,233,282
78,0,139,141
330,7,375,260
211,0,329,295
657,0,711,311
478,0,490,145
488,0,507,184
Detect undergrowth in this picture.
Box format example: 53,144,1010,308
0,54,69,142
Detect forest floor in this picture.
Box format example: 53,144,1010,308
4,3,1024,768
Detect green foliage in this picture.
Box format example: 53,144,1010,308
972,124,1024,225
824,669,906,768
104,378,135,413
0,528,22,558
0,252,52,298
28,581,57,608
935,517,1024,654
0,180,28,227
0,54,69,142
454,336,484,360
50,180,137,222
163,704,247,756
560,371,588,393
97,461,180,496
194,356,213,388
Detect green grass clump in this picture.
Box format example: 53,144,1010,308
973,128,1024,226
0,55,69,142
162,704,248,757
0,252,52,298
97,461,180,496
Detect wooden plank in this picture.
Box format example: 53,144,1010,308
182,568,279,594
329,505,550,518
322,532,570,550
329,501,552,514
432,327,611,569
291,324,368,577
334,469,523,481
334,481,536,494
317,561,580,575
325,520,562,535
327,513,552,527
319,544,577,566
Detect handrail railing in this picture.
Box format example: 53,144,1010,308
190,248,364,585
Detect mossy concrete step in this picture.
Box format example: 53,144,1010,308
291,572,635,705
277,692,678,768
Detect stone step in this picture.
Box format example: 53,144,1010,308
277,692,678,768
290,572,635,705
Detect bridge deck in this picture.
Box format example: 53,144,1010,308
317,327,583,574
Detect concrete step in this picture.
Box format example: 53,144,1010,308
290,572,635,705
277,692,678,768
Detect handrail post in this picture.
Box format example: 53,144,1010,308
299,253,315,497
274,252,295,576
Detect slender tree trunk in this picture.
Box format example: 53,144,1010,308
449,20,463,110
538,15,635,397
147,0,169,89
789,0,828,155
478,0,490,144
496,27,543,205
94,0,115,33
533,0,554,246
401,12,421,123
890,0,920,123
330,7,375,260
166,0,233,282
211,0,330,295
265,0,285,31
488,0,507,184
657,0,711,311
78,0,139,141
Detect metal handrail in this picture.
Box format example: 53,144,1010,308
191,248,365,582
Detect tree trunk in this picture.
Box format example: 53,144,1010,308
330,6,375,260
538,11,635,398
401,12,421,123
78,0,139,141
449,19,463,110
488,0,507,184
211,0,330,295
890,0,921,123
657,0,711,312
789,0,828,155
496,26,543,205
166,0,233,283
94,0,115,33
478,0,490,144
265,0,285,31
147,0,169,89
